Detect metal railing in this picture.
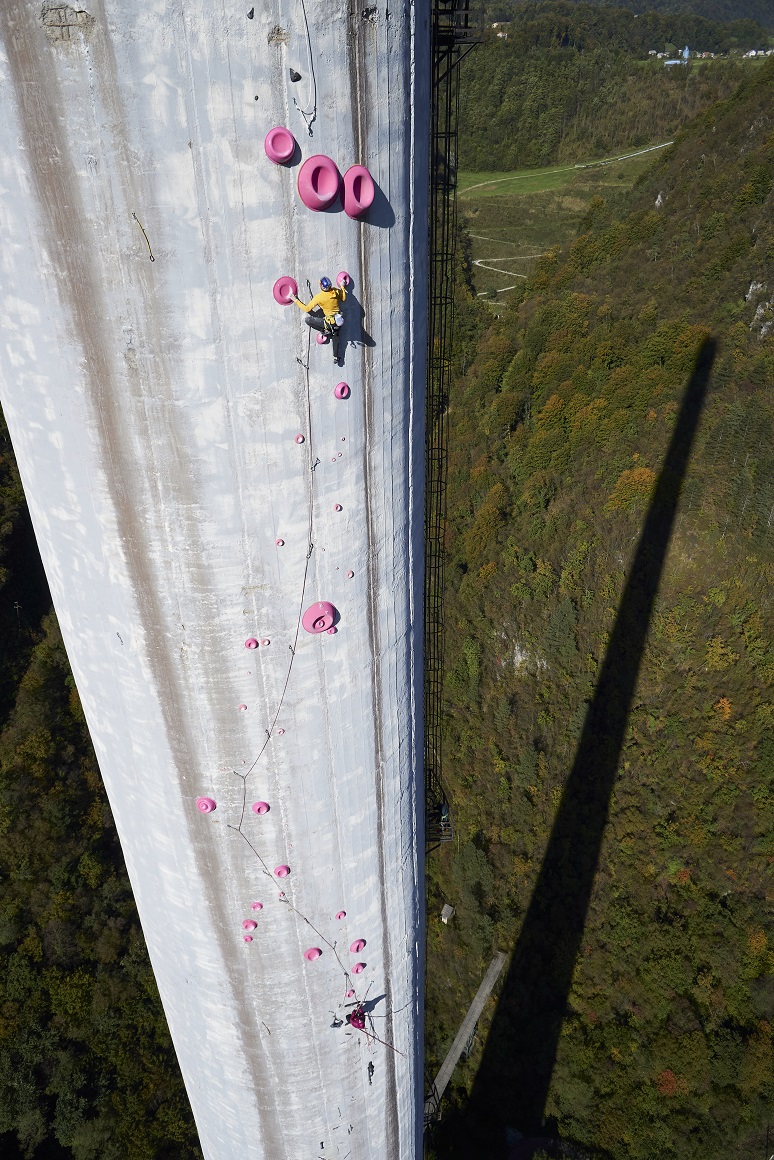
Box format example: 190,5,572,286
425,0,478,847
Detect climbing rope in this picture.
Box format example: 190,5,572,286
223,328,378,1021
293,0,317,136
131,212,155,262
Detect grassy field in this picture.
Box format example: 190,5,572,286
459,145,670,302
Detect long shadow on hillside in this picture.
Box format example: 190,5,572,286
437,336,716,1158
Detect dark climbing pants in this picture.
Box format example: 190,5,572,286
305,310,340,359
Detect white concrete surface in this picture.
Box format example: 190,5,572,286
0,2,428,1157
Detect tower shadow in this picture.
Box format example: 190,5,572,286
437,336,716,1157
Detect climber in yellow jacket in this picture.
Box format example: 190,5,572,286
293,276,347,363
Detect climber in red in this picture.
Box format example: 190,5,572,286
346,1006,366,1031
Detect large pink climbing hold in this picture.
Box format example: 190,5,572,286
245,638,259,650
273,275,298,305
196,797,216,813
350,939,366,954
343,165,375,219
302,601,337,634
352,962,366,974
264,126,296,165
297,155,341,211
337,271,350,288
242,919,258,931
274,865,290,878
304,947,322,961
334,382,350,400
252,801,270,815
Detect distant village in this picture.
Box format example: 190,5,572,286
490,22,774,64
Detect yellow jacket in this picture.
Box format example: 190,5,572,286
294,285,346,319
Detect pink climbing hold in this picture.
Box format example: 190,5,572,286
196,797,216,814
334,382,350,400
343,165,375,219
238,703,248,711
273,275,298,305
274,865,290,878
336,910,347,920
334,503,342,512
295,433,305,444
277,728,285,735
242,919,258,931
261,638,270,646
297,154,341,211
316,333,329,345
352,962,366,974
245,638,259,650
243,935,253,943
302,601,337,634
251,902,264,911
350,939,366,953
336,271,350,288
304,947,322,961
278,891,286,899
345,988,355,998
264,126,296,165
252,801,270,815
347,570,354,579
276,538,285,546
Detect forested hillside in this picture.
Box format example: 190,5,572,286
427,55,774,1160
485,0,774,32
0,420,199,1156
460,3,771,170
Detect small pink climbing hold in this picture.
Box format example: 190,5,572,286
304,947,322,961
337,271,350,288
245,638,259,650
347,570,354,579
252,801,270,815
238,703,248,711
276,538,284,546
297,154,341,211
295,433,305,444
343,165,376,219
345,989,355,998
350,939,366,953
317,333,329,345
274,865,290,878
278,891,286,899
243,935,253,943
196,797,216,813
327,626,337,635
251,902,264,911
334,503,342,512
334,382,350,400
242,919,258,931
352,962,366,974
277,728,285,735
273,275,298,305
331,457,337,462
302,601,337,634
261,638,270,646
264,126,296,165
336,910,347,920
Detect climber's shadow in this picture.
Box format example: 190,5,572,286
342,279,375,353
